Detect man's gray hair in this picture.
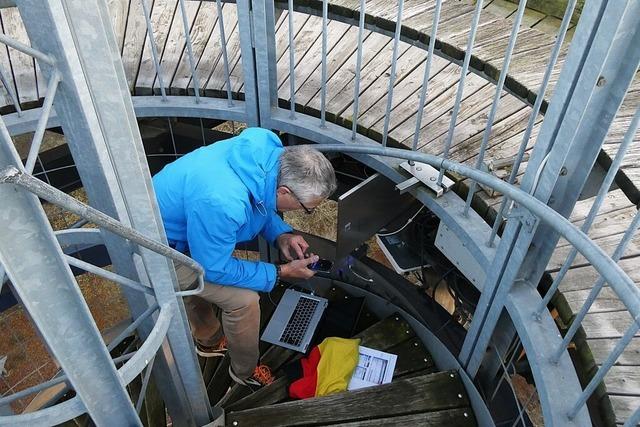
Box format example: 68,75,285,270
278,145,337,203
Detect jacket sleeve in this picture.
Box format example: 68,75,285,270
186,199,277,292
261,210,293,246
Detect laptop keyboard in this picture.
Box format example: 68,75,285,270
279,296,320,347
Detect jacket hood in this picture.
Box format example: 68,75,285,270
227,128,284,214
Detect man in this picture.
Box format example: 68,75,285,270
153,127,337,388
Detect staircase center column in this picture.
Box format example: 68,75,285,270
14,0,212,425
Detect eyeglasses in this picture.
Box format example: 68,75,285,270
284,186,314,214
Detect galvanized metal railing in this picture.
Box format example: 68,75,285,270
0,166,205,426
1,0,639,426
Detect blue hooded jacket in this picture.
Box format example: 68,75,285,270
152,127,292,292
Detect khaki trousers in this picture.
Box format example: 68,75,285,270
176,263,260,379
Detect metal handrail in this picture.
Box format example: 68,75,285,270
0,165,205,298
310,144,640,320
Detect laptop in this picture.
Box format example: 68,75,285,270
261,288,328,353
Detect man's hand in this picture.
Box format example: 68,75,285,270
277,233,310,261
280,255,319,280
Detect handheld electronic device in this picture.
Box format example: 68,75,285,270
308,259,333,273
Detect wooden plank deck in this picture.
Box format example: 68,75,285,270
0,1,638,424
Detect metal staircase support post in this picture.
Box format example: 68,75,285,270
236,0,260,128
14,1,211,425
460,0,640,421
0,126,142,426
250,0,280,127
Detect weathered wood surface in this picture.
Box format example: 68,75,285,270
227,371,471,427
324,408,476,426
611,395,640,426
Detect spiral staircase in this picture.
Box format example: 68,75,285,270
0,0,639,426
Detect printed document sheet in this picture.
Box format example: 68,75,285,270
347,346,397,390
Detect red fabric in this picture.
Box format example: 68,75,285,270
288,346,322,399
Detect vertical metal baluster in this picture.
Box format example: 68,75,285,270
140,0,168,101
351,0,366,141
36,156,52,188
511,391,537,427
535,105,640,318
551,207,640,363
411,0,442,152
0,265,5,294
463,0,527,216
287,0,296,118
107,303,159,351
381,0,404,147
489,338,522,401
320,0,328,128
199,118,206,145
25,70,61,173
494,345,527,427
568,320,640,420
178,0,201,103
215,0,234,106
0,66,22,116
437,0,484,186
488,0,578,246
167,118,178,157
135,355,157,413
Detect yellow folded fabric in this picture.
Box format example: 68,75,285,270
315,337,361,397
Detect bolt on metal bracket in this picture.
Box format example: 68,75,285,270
505,206,538,233
397,161,454,197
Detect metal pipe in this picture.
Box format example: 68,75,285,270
463,0,527,216
568,319,640,419
411,0,442,152
0,396,84,426
320,0,328,128
488,0,579,246
70,218,89,229
535,104,640,317
551,207,640,362
65,254,154,295
0,33,54,66
287,0,296,118
0,167,204,297
119,303,173,384
140,0,168,101
215,0,234,106
381,0,404,148
107,303,159,351
0,65,21,116
136,355,156,413
351,0,366,140
25,70,61,173
437,0,484,186
178,0,201,103
0,375,68,406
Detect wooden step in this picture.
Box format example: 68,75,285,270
354,313,416,350
223,313,435,412
226,371,474,427
324,408,475,426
